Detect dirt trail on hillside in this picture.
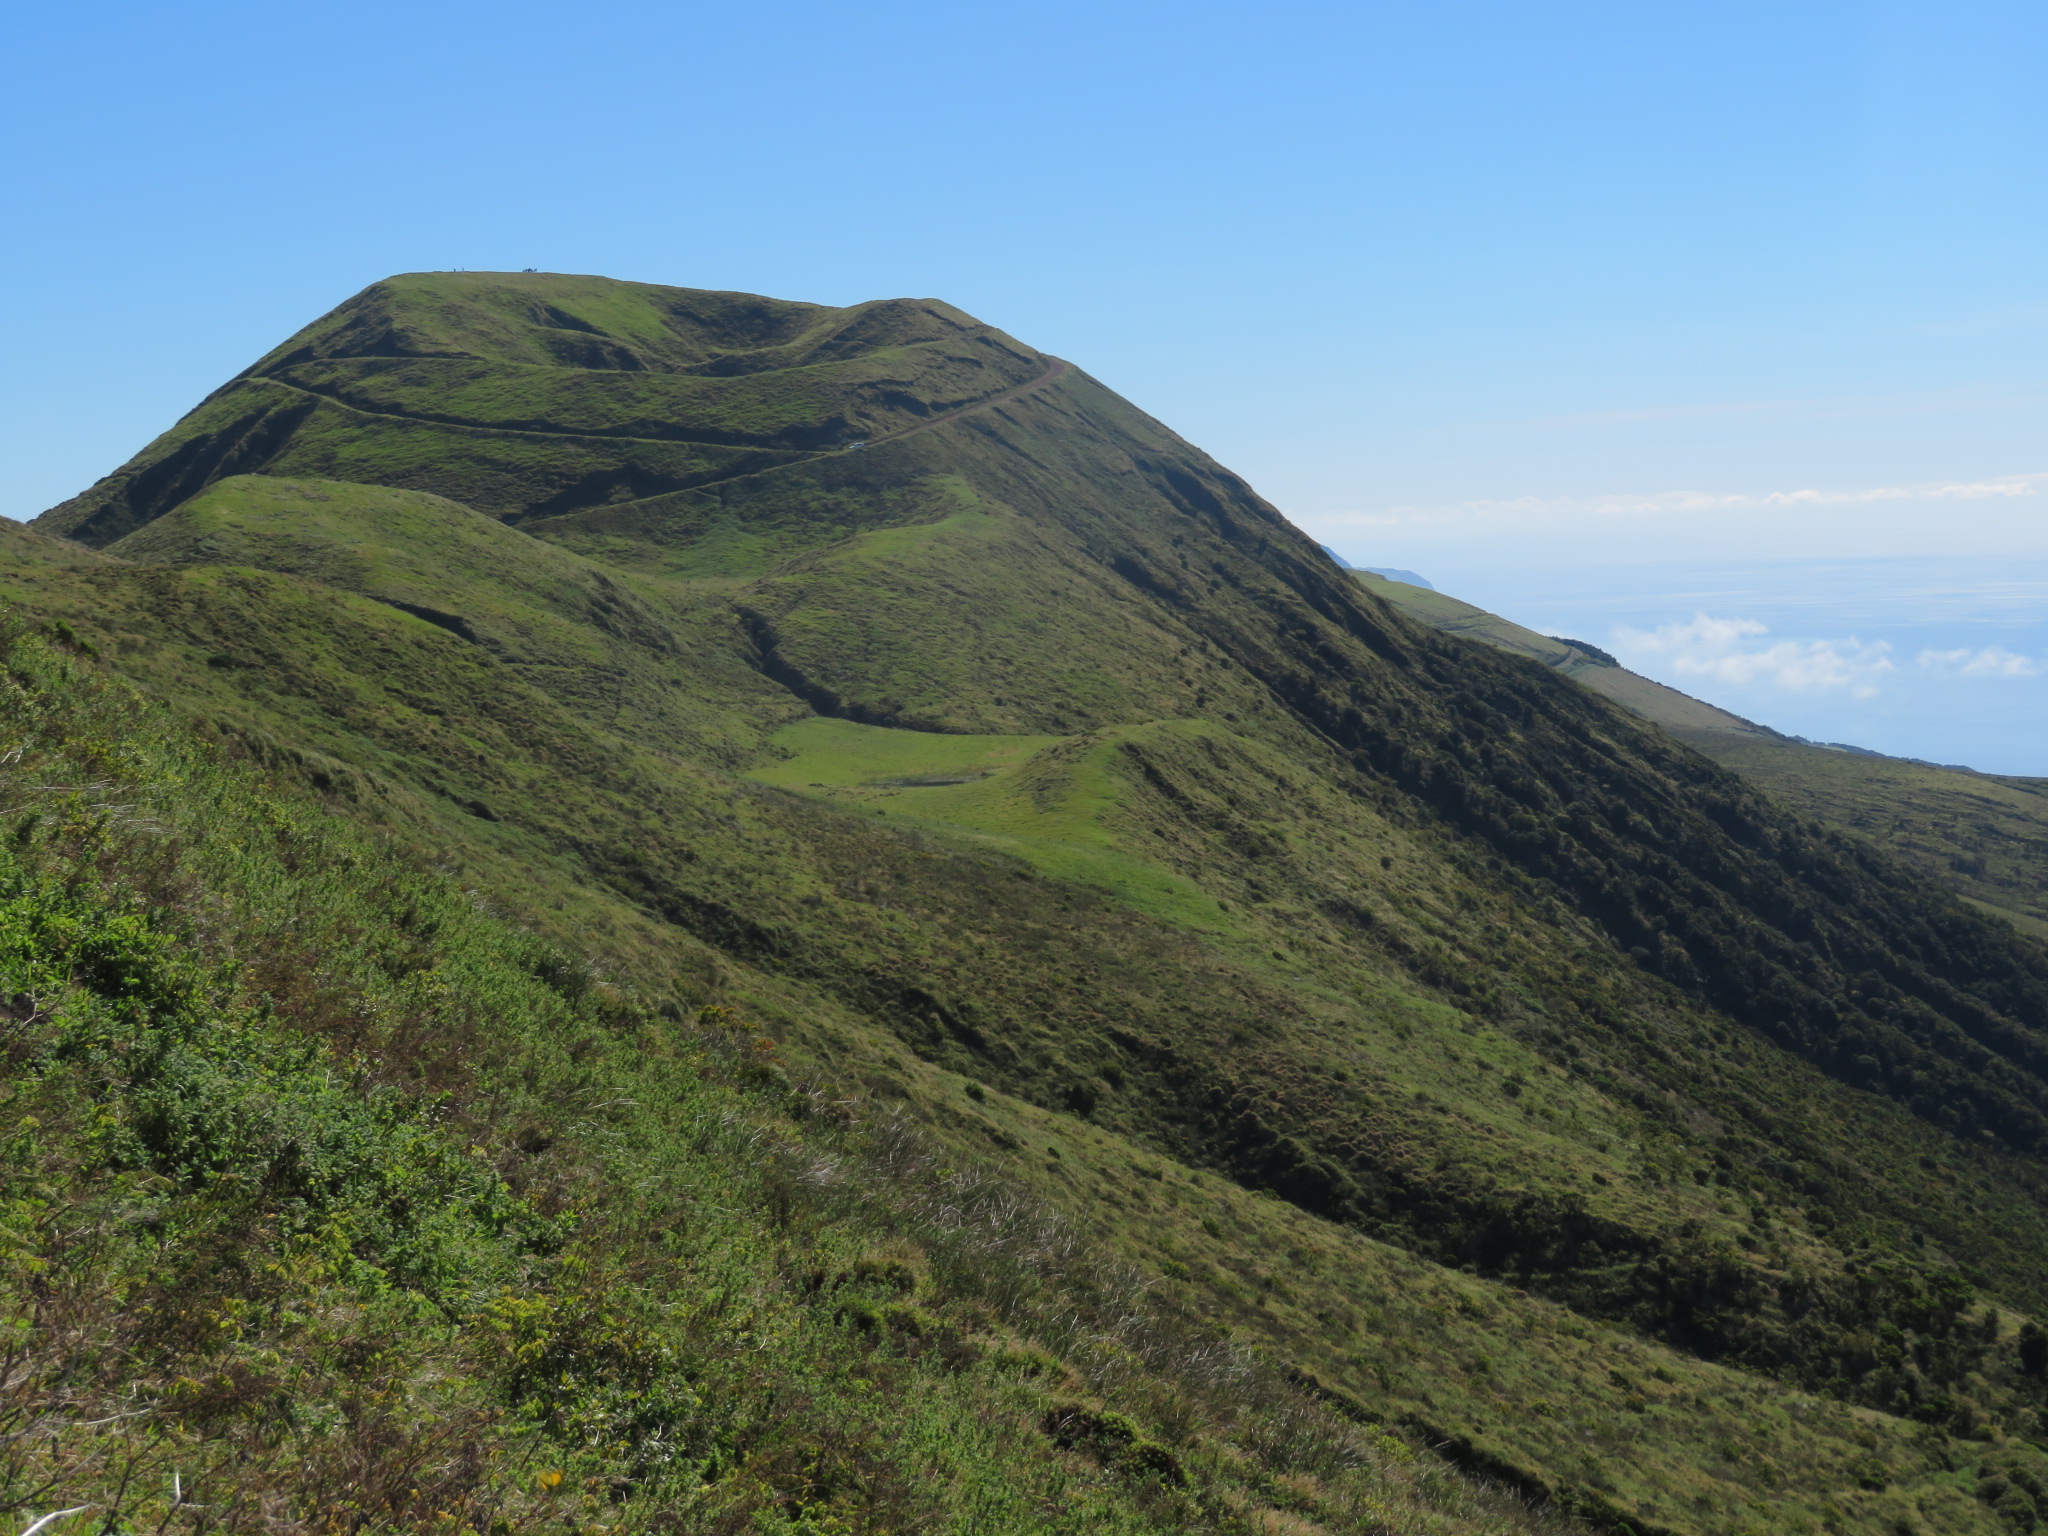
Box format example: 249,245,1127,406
863,357,1071,449
527,355,1076,515
253,357,1074,516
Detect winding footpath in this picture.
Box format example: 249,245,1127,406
249,355,1074,513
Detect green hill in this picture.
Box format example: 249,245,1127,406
11,271,2048,1534
40,273,1058,554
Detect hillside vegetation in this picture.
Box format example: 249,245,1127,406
9,271,2048,1534
1675,738,2048,943
1352,571,2048,940
2,622,1579,1535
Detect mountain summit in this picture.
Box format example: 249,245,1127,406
12,272,2048,1533
43,271,1058,545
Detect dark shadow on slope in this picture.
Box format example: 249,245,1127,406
737,607,901,728
378,599,481,644
57,394,318,547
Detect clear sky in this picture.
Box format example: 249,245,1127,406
5,1,2045,767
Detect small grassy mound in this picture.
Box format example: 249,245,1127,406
751,717,1234,931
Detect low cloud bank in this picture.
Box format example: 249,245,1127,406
1315,471,2048,529
1614,615,1896,698
1918,646,2041,678
1443,471,2048,519
1611,615,2043,698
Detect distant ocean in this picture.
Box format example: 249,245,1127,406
1412,556,2048,776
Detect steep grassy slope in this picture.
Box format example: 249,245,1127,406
12,503,2046,1536
1349,572,1768,733
1354,570,2048,939
20,270,2048,1532
48,470,2048,1338
109,473,796,766
1667,739,2048,942
2,622,1599,1536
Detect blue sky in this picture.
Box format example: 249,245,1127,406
5,0,2045,768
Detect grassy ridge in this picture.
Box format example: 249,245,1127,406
10,608,2048,1535
2,623,1588,1536
18,271,2048,1531
8,568,2045,1536
30,501,2048,1387
108,474,796,768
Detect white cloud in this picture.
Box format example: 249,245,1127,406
1312,470,2048,528
1613,614,1896,698
1918,646,2041,677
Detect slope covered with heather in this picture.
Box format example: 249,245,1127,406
12,271,2048,1535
